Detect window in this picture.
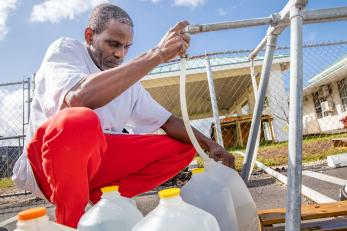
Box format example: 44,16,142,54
337,78,347,111
312,91,324,119
241,101,250,115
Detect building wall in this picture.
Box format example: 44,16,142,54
266,65,289,142
303,80,347,134
303,94,321,134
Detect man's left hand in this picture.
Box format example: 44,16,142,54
209,144,235,169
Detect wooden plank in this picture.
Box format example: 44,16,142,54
332,138,347,147
264,218,347,231
258,201,347,226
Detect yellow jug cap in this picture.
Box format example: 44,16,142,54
158,188,180,199
18,207,47,221
101,185,119,193
192,168,205,174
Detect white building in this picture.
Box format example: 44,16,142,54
303,56,347,134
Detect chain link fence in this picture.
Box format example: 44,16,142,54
0,78,51,216
0,40,347,215
145,40,347,167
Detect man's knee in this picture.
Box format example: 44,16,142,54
53,107,101,134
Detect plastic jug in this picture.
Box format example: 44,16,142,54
14,207,76,231
78,185,143,231
181,168,239,231
132,188,220,231
178,58,256,230
205,161,257,230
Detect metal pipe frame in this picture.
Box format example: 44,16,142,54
205,55,224,147
250,5,347,58
247,60,261,179
184,5,347,58
241,34,278,182
285,1,305,230
236,151,336,204
185,4,347,35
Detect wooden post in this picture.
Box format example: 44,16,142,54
237,121,243,147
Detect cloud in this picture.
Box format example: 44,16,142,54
140,0,161,3
0,89,24,137
30,0,109,23
174,0,206,8
0,0,17,40
218,8,226,16
141,0,206,8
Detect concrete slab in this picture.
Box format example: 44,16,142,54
327,153,347,168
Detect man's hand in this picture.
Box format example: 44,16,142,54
209,144,235,169
160,116,235,169
156,20,191,62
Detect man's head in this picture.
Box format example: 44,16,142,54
85,4,133,70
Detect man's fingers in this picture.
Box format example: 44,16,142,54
180,33,191,44
170,20,189,33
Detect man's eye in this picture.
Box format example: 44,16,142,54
109,42,121,47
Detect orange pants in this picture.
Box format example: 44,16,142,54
27,107,195,228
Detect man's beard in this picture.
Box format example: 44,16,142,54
102,58,123,70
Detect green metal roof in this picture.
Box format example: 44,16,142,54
146,54,289,76
308,55,347,84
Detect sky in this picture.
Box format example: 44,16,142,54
0,0,347,84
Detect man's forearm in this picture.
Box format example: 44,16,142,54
64,49,163,109
161,115,216,151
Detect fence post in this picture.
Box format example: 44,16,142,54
27,76,31,124
248,59,262,178
285,0,305,230
241,34,278,182
205,54,224,147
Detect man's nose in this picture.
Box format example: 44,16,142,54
113,47,125,59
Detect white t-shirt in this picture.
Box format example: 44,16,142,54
12,37,171,199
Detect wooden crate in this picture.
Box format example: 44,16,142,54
258,201,347,230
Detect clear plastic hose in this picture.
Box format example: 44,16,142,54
179,58,212,163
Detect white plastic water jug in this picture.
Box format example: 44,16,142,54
179,57,256,230
132,188,220,231
181,168,239,231
205,161,257,230
77,185,143,231
14,207,76,231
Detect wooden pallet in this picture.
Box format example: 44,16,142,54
258,201,347,230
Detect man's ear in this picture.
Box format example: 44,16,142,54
85,28,94,45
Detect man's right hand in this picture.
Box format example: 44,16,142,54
156,20,191,63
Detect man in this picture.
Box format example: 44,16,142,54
12,3,235,228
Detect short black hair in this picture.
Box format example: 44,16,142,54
87,3,133,34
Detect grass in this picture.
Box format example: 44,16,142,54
0,177,14,188
194,134,347,172
227,133,347,170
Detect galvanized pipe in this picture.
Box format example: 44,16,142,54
27,76,31,123
185,4,347,36
247,59,261,179
249,6,346,59
22,80,25,136
296,6,347,25
236,151,336,204
184,17,273,34
241,34,278,182
205,55,224,147
285,1,305,231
